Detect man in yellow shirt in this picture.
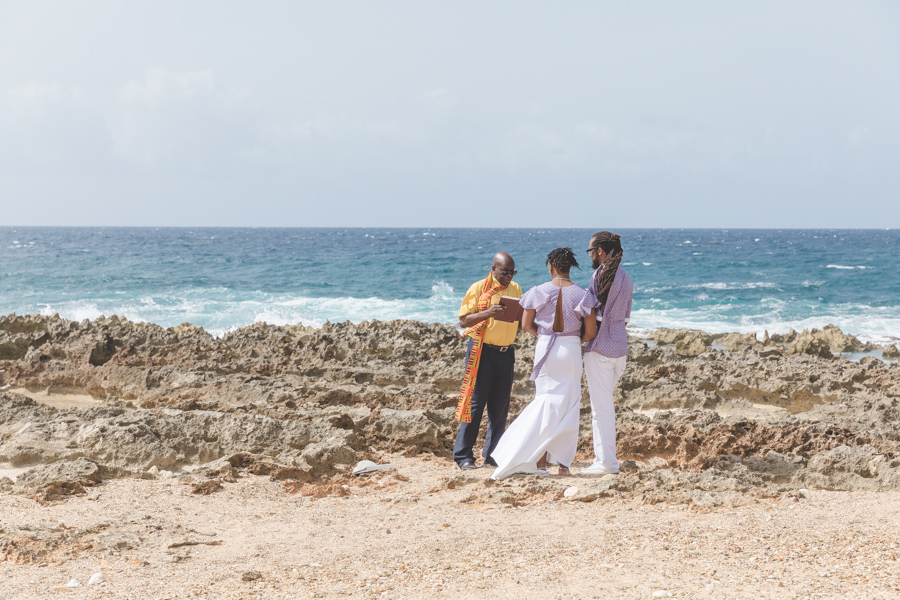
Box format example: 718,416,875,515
453,252,522,470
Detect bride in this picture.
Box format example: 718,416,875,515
490,247,597,479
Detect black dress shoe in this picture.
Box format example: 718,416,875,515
483,457,498,467
458,459,478,470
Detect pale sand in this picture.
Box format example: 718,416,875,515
7,388,102,410
0,467,30,482
2,455,900,599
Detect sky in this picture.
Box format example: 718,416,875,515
1,1,899,228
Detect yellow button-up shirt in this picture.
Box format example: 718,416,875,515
458,278,522,347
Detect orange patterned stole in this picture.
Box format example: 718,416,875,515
455,273,506,422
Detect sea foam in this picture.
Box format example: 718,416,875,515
3,227,899,340
31,282,460,337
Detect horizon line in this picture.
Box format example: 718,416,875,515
1,225,894,231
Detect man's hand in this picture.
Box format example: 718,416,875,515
484,304,506,319
459,303,507,329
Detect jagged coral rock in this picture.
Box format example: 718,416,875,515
2,314,900,502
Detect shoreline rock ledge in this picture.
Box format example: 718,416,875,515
1,313,899,506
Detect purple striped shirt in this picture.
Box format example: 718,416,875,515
584,266,633,358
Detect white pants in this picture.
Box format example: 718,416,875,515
584,352,626,471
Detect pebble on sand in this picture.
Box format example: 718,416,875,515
65,578,83,588
88,572,107,584
564,486,579,498
652,591,672,597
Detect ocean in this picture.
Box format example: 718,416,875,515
1,227,898,343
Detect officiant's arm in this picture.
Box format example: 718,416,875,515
459,304,506,329
521,309,538,336
581,308,597,343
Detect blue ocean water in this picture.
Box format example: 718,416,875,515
1,227,898,341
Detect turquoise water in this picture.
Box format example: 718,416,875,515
1,228,898,341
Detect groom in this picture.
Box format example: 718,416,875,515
582,231,633,475
453,252,522,470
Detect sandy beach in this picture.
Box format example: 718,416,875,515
2,314,900,598
2,460,900,599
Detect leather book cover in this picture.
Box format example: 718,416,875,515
496,296,524,323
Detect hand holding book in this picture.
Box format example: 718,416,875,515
495,296,524,323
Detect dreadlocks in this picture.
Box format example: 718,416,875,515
545,247,580,275
591,231,623,315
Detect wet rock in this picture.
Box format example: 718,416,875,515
650,329,711,357
651,329,686,346
629,343,663,366
675,332,709,357
883,344,900,359
819,324,867,353
786,331,835,358
712,331,762,351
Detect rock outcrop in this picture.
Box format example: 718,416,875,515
2,313,899,504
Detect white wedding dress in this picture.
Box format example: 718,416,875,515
490,335,583,479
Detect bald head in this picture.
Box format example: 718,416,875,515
491,252,516,286
493,252,515,270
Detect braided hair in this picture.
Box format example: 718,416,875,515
545,247,579,333
591,231,623,315
545,247,580,275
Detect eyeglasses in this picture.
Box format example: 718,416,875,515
585,247,600,255
493,268,517,277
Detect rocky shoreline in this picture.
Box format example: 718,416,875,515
2,313,900,510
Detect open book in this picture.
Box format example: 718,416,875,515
495,296,524,323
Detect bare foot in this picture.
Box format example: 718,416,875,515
558,465,570,476
537,452,548,470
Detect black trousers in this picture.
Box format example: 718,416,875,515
453,338,515,464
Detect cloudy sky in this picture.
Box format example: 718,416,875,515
1,1,898,227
